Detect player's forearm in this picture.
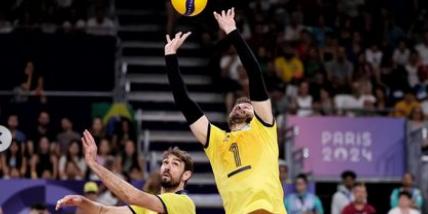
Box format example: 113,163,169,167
165,54,204,125
226,30,269,101
88,161,149,206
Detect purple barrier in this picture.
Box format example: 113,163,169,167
0,179,145,214
288,117,406,180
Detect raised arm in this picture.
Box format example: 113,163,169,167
214,8,274,125
81,130,165,213
56,195,133,214
165,32,210,145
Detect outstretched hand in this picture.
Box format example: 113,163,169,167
81,130,98,166
56,195,85,210
164,32,192,55
213,8,237,34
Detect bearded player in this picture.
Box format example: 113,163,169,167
165,8,286,214
56,131,195,214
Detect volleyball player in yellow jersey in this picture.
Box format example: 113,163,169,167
165,8,287,214
56,131,195,214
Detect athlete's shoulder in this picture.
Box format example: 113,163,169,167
158,191,196,214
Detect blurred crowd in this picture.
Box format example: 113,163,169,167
279,169,424,214
214,0,428,125
0,0,116,35
0,112,143,183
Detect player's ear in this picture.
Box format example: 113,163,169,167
182,170,192,182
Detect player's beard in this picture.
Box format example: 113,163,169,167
160,172,181,189
228,111,252,127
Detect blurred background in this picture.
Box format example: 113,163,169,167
0,0,427,213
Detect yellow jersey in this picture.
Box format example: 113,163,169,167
129,191,195,214
204,115,287,214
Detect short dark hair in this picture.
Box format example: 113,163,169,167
341,170,357,180
399,191,412,199
296,173,308,183
163,147,193,173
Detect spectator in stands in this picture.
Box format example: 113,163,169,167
415,31,428,65
406,51,422,89
293,81,313,116
388,191,421,214
7,114,26,143
279,159,289,187
57,117,80,154
116,140,144,179
30,111,54,143
30,137,58,179
59,140,86,180
304,47,324,81
13,61,40,103
325,47,354,92
112,118,137,151
393,40,411,67
374,86,387,113
83,181,99,201
275,45,304,84
309,16,332,48
365,43,383,71
63,160,83,180
313,88,334,115
393,92,421,117
88,138,113,180
390,173,423,210
1,140,27,178
86,9,115,36
332,170,357,214
285,173,324,214
90,117,105,143
408,106,426,131
284,11,305,42
342,183,376,214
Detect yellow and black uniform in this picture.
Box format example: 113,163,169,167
129,191,195,214
205,115,286,214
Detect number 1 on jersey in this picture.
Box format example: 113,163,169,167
229,143,241,167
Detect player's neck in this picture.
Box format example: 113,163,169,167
161,183,185,194
230,122,250,132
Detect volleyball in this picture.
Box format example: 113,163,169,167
170,0,208,16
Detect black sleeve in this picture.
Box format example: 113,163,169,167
227,29,269,101
165,54,204,125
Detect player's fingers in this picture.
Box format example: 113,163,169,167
221,10,226,17
166,34,172,43
227,8,232,16
182,32,192,41
175,32,183,39
85,130,96,144
213,11,219,20
231,7,235,17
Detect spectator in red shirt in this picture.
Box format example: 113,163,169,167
342,183,376,214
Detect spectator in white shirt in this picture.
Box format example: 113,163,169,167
365,44,383,70
388,191,421,214
406,51,422,88
393,40,411,67
415,31,428,65
284,12,305,42
294,81,313,116
331,170,357,214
